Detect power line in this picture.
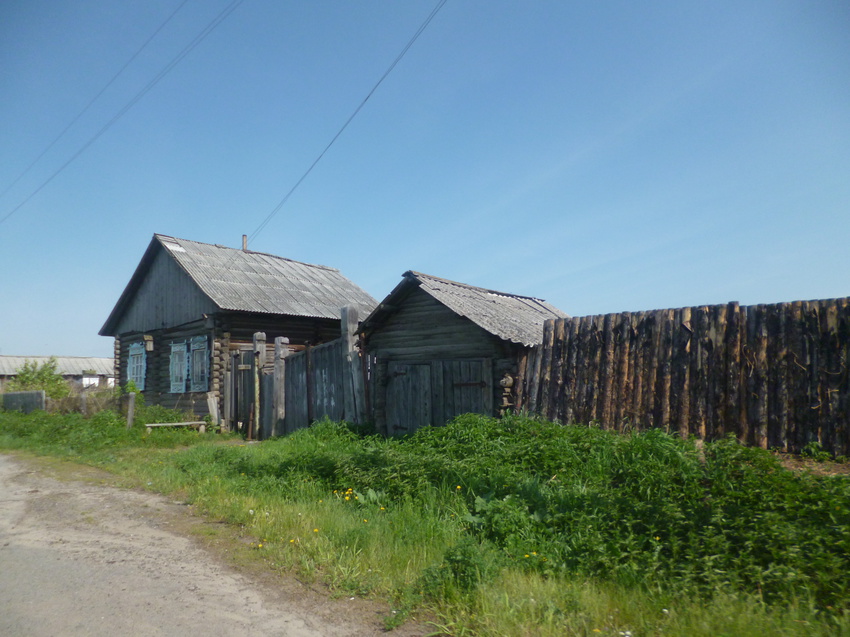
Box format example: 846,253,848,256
247,0,449,245
0,0,245,228
0,0,191,202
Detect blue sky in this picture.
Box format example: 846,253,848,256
1,0,848,358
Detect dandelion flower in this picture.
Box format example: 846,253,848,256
313,528,319,533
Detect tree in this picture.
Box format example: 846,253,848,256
8,357,71,399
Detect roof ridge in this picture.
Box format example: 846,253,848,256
407,270,551,303
156,234,340,272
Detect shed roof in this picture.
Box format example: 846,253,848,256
101,234,378,335
361,271,568,346
0,356,114,377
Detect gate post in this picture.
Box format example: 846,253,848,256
341,305,365,424
274,337,290,435
252,332,266,440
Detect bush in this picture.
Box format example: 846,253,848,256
8,357,70,399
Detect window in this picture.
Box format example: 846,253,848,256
170,342,187,393
128,342,146,390
190,335,209,392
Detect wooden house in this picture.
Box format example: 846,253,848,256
359,271,568,435
99,234,377,421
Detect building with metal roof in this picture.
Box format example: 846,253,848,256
99,234,377,421
0,355,115,391
359,271,567,435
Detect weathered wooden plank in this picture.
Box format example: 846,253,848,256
674,307,692,440
564,318,581,424
750,306,769,449
539,320,556,421
576,315,594,424
598,313,616,429
549,319,567,422
613,313,632,430
643,311,661,429
723,302,743,442
629,312,646,430
586,316,604,424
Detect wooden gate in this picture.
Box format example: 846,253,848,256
385,358,493,434
283,339,346,432
227,347,255,434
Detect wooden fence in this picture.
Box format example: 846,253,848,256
517,298,850,455
234,306,368,439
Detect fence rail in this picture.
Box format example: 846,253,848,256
518,298,850,455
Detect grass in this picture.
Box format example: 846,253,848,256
1,407,848,636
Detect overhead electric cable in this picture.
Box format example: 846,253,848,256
0,0,191,202
247,0,449,244
0,0,245,228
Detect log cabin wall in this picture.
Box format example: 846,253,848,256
115,313,344,419
520,298,850,456
365,288,525,434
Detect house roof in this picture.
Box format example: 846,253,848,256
0,356,114,377
360,271,568,346
101,234,378,335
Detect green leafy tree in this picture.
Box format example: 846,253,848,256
8,357,71,399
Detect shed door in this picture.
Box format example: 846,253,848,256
386,362,431,435
434,359,493,425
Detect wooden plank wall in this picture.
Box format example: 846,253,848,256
519,298,850,455
283,338,346,432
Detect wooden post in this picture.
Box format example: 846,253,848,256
223,367,232,433
206,391,220,426
274,337,290,435
306,344,314,424
252,332,266,440
126,392,136,430
341,305,366,424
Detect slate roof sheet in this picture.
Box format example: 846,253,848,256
156,235,377,319
0,356,114,377
363,271,568,346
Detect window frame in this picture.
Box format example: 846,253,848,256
189,335,209,392
127,342,146,391
169,341,188,393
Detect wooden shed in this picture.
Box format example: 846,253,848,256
99,234,377,423
359,271,567,435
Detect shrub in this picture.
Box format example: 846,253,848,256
8,357,71,399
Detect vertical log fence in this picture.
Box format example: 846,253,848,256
518,298,850,455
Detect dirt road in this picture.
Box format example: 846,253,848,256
0,454,424,637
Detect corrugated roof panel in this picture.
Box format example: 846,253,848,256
0,356,115,377
161,235,377,319
412,272,568,346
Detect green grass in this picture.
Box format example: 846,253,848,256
1,408,848,636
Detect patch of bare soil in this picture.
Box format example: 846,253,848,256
0,453,429,637
774,452,850,477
